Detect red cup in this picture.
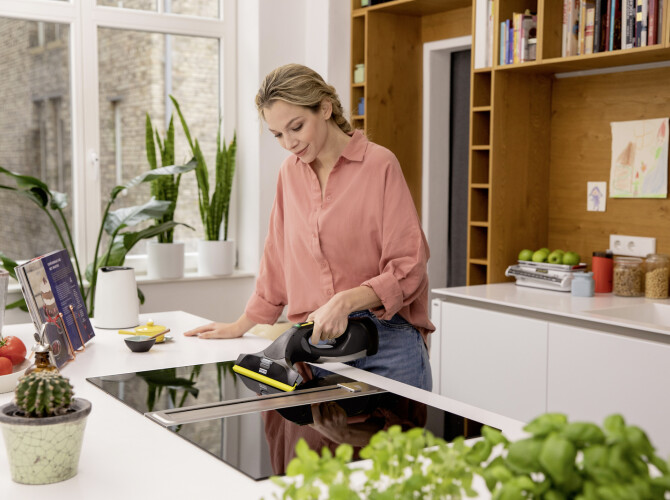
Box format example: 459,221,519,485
592,251,613,293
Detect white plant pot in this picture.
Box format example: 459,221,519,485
197,239,235,276
0,398,92,484
147,241,185,280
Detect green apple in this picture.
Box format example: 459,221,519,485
547,251,563,264
532,249,549,263
562,251,580,266
518,249,534,261
538,247,550,254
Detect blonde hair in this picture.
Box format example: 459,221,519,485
256,64,352,134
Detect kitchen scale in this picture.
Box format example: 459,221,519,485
505,260,587,292
87,360,483,480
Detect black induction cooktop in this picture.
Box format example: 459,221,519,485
87,361,483,481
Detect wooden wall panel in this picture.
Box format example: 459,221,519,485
549,66,670,266
489,71,552,282
421,6,472,43
367,12,423,213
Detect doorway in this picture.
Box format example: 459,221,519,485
422,36,472,292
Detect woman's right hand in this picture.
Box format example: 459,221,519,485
183,314,256,339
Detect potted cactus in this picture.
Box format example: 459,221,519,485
0,369,92,484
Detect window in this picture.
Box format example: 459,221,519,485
0,0,234,270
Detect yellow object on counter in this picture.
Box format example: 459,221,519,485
118,320,168,343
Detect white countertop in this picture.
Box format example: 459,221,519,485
0,311,525,499
433,283,670,337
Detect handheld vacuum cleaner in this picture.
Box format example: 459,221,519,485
232,317,378,394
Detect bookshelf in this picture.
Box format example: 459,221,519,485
468,0,670,285
350,0,472,215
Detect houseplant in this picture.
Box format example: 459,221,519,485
171,95,237,276
145,108,195,279
0,161,195,317
0,368,92,484
272,413,670,499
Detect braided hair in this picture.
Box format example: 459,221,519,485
256,64,352,134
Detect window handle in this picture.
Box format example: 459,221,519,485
89,149,99,181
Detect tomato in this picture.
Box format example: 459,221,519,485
0,357,11,376
0,336,27,366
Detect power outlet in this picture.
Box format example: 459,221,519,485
609,234,656,257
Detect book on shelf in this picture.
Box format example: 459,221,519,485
15,248,95,369
593,0,605,52
500,20,506,65
585,6,596,53
636,0,649,47
474,0,495,68
623,0,636,49
649,0,658,45
563,0,581,56
610,0,622,50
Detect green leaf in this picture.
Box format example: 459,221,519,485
560,422,606,447
145,114,158,171
103,197,174,234
506,437,544,474
524,413,568,437
123,159,197,190
137,287,145,305
538,433,577,484
603,414,626,441
0,251,20,281
6,297,28,312
482,425,508,446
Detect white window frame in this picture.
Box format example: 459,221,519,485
0,0,237,273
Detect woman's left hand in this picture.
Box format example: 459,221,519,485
306,295,349,346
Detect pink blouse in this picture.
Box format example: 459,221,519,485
244,130,434,342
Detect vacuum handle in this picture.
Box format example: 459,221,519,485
292,317,378,362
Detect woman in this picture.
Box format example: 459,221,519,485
185,64,433,391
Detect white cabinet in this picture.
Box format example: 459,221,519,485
439,302,548,422
547,323,670,456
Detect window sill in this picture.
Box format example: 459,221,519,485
7,269,255,294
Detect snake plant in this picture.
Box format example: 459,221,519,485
145,113,195,243
170,95,237,241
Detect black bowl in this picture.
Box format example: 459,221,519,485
124,335,156,353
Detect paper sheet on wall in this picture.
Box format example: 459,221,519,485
609,118,669,198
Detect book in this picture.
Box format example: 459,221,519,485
579,0,587,54
594,0,605,52
623,0,636,49
585,6,596,53
569,0,581,55
657,0,663,45
636,0,647,46
486,0,495,67
513,12,522,63
611,0,622,49
605,0,612,49
15,248,95,369
508,20,513,64
500,20,507,65
649,0,658,45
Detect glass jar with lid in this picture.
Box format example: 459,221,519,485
644,253,669,299
613,256,644,297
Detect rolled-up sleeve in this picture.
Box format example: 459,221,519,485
244,171,288,324
361,157,429,320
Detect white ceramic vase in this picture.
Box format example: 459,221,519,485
147,241,185,279
197,239,235,276
0,398,92,484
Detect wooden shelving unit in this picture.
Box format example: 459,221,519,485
467,0,670,285
350,0,472,215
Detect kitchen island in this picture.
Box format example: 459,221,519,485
0,311,524,499
432,283,670,456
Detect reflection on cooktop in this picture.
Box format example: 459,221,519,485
87,361,483,481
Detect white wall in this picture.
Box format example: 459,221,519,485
4,0,351,327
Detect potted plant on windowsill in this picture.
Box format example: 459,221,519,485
171,95,237,276
0,163,194,318
0,364,91,484
144,109,196,279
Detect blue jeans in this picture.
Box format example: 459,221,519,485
344,310,432,392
